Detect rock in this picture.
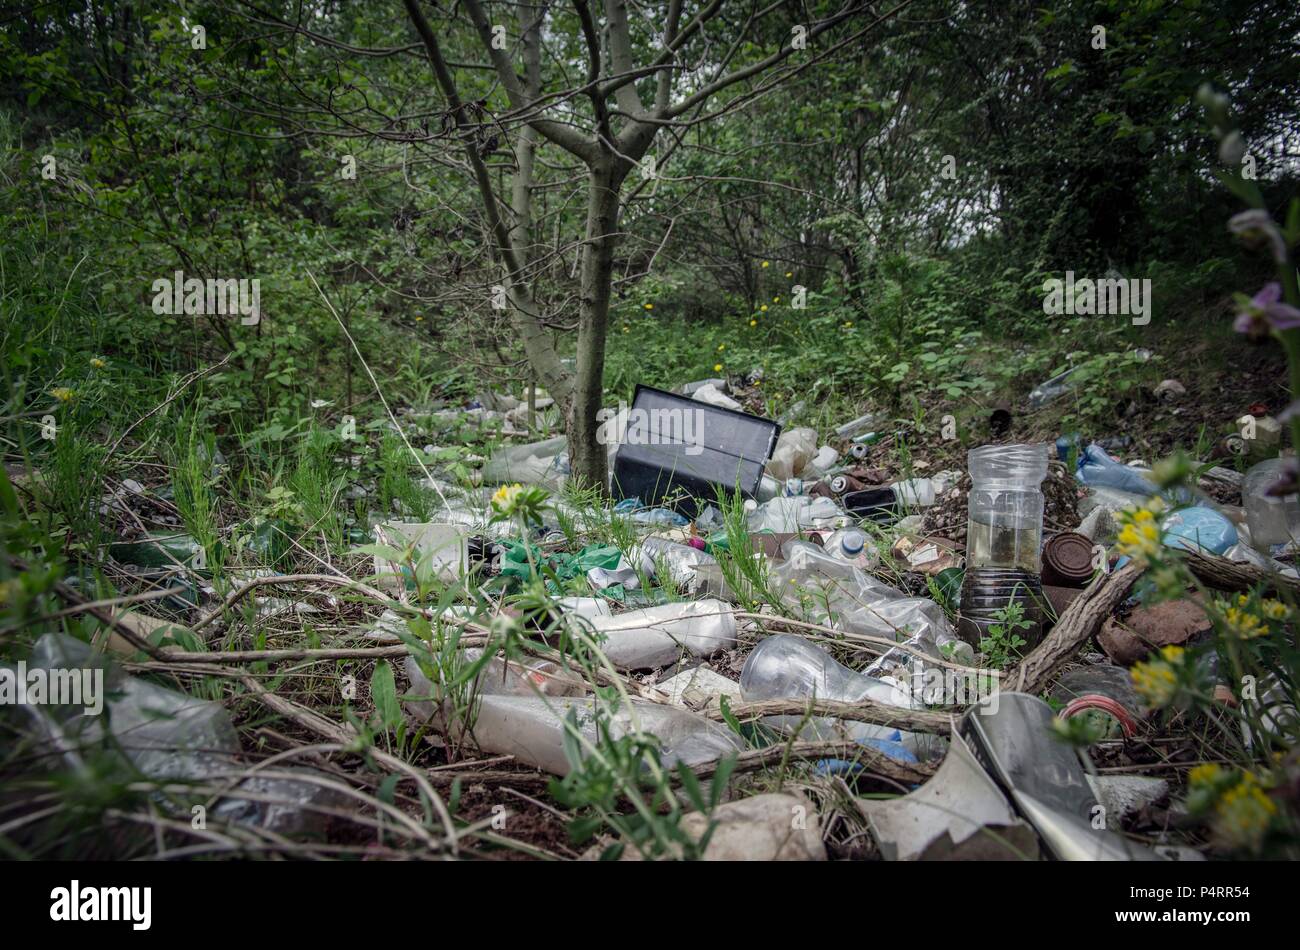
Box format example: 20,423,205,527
591,793,827,860
678,793,827,860
1099,596,1210,666
1086,775,1169,830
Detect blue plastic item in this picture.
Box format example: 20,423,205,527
1161,507,1238,556
814,731,920,776
1076,443,1158,496
1115,505,1239,568
1055,432,1082,462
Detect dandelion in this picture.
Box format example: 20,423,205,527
761,261,770,269
415,315,424,322
644,303,654,310
713,363,723,372
760,305,768,313
90,357,106,369
773,296,780,303
749,319,757,327
50,388,74,403
717,344,725,352
785,272,793,278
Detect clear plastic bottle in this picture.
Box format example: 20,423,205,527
820,527,879,570
739,634,938,759
1244,458,1300,550
965,443,1049,573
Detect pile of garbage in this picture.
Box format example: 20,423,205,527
11,373,1299,860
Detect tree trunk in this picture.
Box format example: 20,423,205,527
567,160,621,491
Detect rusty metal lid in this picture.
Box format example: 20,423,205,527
1041,532,1094,586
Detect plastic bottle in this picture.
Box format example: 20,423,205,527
767,427,818,480
806,445,840,476
465,695,744,776
635,536,719,589
1243,458,1300,550
582,598,737,669
891,477,936,507
820,527,879,570
835,411,884,440
966,443,1049,573
739,635,934,760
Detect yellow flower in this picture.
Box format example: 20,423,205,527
643,303,654,310
491,483,525,515
1223,606,1268,640
761,261,770,268
760,305,768,312
623,325,630,333
843,321,853,328
717,344,725,352
90,357,106,369
1214,772,1276,852
50,387,74,403
1115,503,1164,565
749,319,757,327
773,296,780,303
785,272,793,278
1260,599,1290,621
1189,763,1225,788
415,315,423,321
713,363,723,372
1131,648,1183,709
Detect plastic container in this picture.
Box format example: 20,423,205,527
891,478,937,508
1243,459,1300,550
466,695,743,776
583,598,737,669
767,427,818,481
1075,443,1157,497
821,527,879,570
966,443,1049,573
740,635,937,760
612,384,781,515
771,541,968,664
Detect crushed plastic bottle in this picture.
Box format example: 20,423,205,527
404,646,585,721
771,540,969,664
464,694,744,776
581,598,738,669
740,635,940,761
766,427,818,480
747,495,845,532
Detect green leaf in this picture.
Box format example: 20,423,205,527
370,660,402,731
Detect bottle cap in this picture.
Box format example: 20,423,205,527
841,530,865,555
